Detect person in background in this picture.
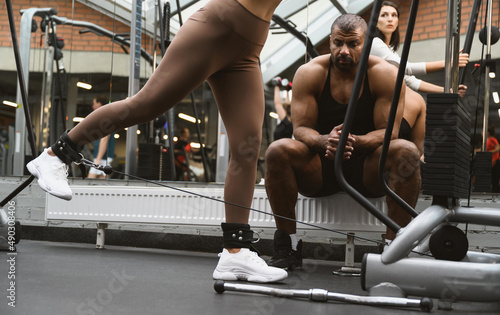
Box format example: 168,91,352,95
87,96,115,179
271,77,293,141
487,126,500,192
174,127,192,180
371,1,468,156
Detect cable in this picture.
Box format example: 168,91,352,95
465,1,488,237
304,0,309,64
109,0,117,104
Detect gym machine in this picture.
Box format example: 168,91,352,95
362,0,500,303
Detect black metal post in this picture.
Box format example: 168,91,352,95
0,0,40,206
459,0,482,84
333,0,400,233
377,0,420,218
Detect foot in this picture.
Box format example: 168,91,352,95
213,248,288,283
26,148,72,200
267,229,302,270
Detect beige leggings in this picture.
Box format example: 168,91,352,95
68,0,270,223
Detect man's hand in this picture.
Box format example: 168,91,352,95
458,51,469,68
458,84,467,97
324,124,355,160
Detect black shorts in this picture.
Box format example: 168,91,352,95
313,153,384,198
398,117,411,141
273,117,293,141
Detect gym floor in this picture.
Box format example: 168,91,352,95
1,240,499,314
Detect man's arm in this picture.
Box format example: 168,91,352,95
95,135,110,163
291,61,326,153
352,57,405,152
273,85,288,121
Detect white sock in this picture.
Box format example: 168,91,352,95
289,234,298,251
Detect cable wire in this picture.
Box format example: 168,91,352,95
80,158,431,256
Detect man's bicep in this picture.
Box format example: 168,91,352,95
291,69,320,129
291,94,318,129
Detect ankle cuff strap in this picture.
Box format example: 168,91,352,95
50,130,82,165
50,130,87,178
221,223,259,248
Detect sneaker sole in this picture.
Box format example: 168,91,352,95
27,161,72,201
213,269,287,283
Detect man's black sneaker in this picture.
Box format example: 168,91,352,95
267,229,302,270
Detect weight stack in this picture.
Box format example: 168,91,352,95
473,151,492,192
137,143,174,181
422,93,471,198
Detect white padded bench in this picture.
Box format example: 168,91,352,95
45,185,388,268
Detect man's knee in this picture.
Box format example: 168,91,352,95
388,139,421,179
265,139,297,166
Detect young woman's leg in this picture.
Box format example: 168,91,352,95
67,10,224,147
27,3,254,199
208,50,287,283
209,66,264,224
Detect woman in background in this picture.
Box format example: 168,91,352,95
371,1,468,156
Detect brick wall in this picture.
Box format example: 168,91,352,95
2,1,497,55
396,0,497,42
0,0,156,54
318,0,499,53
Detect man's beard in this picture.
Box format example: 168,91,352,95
333,55,354,71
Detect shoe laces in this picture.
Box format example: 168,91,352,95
245,250,267,266
53,163,69,181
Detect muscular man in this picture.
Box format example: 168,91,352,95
265,14,421,270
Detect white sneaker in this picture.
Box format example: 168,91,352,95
213,248,288,283
27,149,72,201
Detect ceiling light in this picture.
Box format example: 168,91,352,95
493,92,499,104
3,100,18,108
178,113,201,124
76,82,92,90
269,112,279,119
72,117,84,122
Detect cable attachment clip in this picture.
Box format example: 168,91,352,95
80,158,113,175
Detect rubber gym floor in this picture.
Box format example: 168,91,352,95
1,240,499,314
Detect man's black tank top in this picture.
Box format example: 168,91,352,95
398,118,411,140
316,59,376,136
